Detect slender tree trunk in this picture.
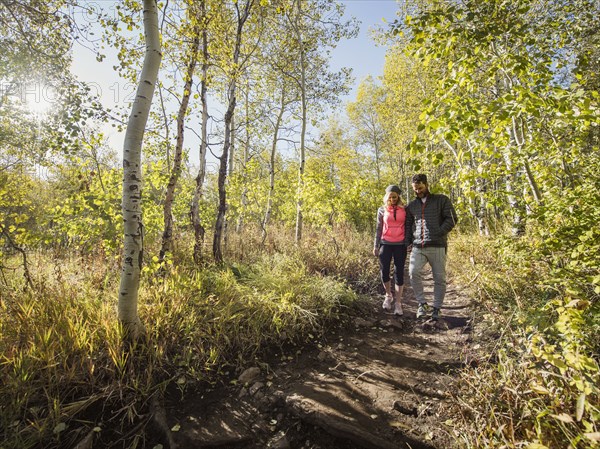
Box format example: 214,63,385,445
474,176,489,236
503,148,525,237
374,145,381,183
523,158,542,204
213,0,253,264
223,114,235,252
294,0,306,244
262,86,286,244
159,30,199,265
370,114,381,183
467,144,489,236
228,113,236,176
191,1,209,264
118,0,161,340
0,224,33,289
513,116,543,204
157,85,171,171
236,87,251,234
497,70,525,236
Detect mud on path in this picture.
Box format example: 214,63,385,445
162,270,472,449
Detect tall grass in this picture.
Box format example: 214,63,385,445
447,233,600,449
221,223,380,294
0,226,371,449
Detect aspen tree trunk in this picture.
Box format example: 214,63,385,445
223,115,235,252
159,31,199,264
213,1,252,264
236,87,251,234
118,0,161,340
0,224,33,289
445,136,488,234
512,116,542,204
262,86,286,244
523,158,542,204
228,115,236,177
503,149,525,236
500,75,528,236
371,118,381,183
294,0,307,244
468,145,489,236
474,176,489,236
157,86,172,171
191,1,209,264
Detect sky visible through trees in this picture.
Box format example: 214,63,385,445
31,0,399,167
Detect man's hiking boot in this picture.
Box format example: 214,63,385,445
416,303,428,319
431,307,441,321
393,301,403,317
382,294,394,311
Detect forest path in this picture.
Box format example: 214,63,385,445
164,268,473,449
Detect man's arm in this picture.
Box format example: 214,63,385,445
404,206,414,245
439,196,457,234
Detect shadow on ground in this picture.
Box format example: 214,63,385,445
160,268,472,449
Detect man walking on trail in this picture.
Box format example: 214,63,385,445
406,174,457,321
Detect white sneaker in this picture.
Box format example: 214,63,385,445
393,302,403,316
382,294,393,311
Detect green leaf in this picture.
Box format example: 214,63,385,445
53,423,67,434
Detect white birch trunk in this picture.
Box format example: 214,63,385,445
262,86,286,243
191,1,209,264
503,149,525,237
235,92,250,234
118,0,161,339
294,0,306,244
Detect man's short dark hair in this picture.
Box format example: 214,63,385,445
412,174,428,184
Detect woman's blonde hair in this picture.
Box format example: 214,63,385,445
383,190,404,206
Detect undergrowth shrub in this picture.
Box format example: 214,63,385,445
0,249,364,449
222,224,380,294
448,228,599,449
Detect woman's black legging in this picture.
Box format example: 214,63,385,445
378,244,407,286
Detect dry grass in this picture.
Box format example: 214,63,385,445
0,226,371,449
446,233,600,449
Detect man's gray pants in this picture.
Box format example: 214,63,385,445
409,246,447,309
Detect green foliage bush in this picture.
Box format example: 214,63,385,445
449,221,599,448
47,160,204,259
0,168,40,253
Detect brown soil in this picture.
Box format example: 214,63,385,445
162,269,472,449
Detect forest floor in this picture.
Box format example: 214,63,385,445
161,267,473,449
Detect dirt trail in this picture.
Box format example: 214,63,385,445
164,269,472,449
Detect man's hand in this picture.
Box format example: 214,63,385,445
373,248,378,257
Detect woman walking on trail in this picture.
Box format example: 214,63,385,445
373,184,410,316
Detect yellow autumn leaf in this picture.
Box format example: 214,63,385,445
530,383,550,394
389,421,410,430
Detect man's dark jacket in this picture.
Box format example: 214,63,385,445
406,193,457,248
